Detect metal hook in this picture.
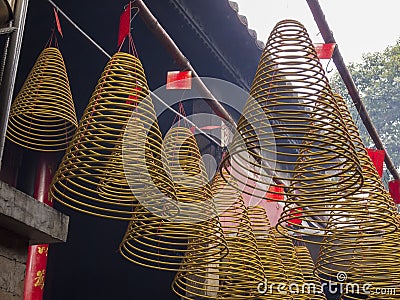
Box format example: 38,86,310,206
326,57,334,74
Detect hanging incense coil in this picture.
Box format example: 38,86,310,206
222,20,363,243
294,246,326,300
330,94,398,233
120,127,227,271
7,47,78,151
316,221,400,300
172,170,264,299
279,93,397,242
274,228,309,300
314,94,400,298
221,19,362,211
50,52,173,220
247,206,291,299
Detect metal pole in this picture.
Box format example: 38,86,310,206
134,0,237,127
306,0,400,180
0,0,29,169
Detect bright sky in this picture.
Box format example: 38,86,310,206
234,0,400,64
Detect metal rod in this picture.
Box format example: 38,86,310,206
306,0,400,180
0,0,29,169
46,0,111,59
134,0,237,127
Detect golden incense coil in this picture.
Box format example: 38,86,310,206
7,47,78,151
315,94,400,298
172,170,264,299
120,127,227,271
316,222,400,300
279,93,397,242
50,52,171,220
221,19,362,210
247,206,292,299
274,228,308,300
294,246,326,300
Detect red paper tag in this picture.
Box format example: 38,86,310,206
314,43,336,59
118,3,131,47
166,71,192,90
265,184,284,202
389,180,400,204
288,207,302,226
53,8,63,37
366,148,385,178
126,86,142,105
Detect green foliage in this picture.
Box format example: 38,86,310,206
330,39,400,168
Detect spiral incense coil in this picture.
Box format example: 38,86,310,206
247,206,291,299
172,171,264,299
120,127,227,271
50,52,172,220
316,222,400,300
294,246,326,300
279,94,397,241
331,94,398,232
7,47,78,151
221,20,362,207
274,228,308,300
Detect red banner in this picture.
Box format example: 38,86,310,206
366,148,385,178
389,180,400,204
314,43,336,59
118,3,131,47
166,71,192,90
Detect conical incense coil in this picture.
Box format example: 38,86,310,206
172,170,264,299
247,206,291,299
294,246,326,300
316,222,400,300
50,52,172,220
331,94,397,233
278,93,397,242
274,228,308,300
221,19,362,206
7,47,78,151
120,127,227,271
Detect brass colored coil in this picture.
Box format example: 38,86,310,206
120,127,227,271
316,223,400,300
315,94,400,298
294,246,326,300
172,170,264,299
7,47,78,151
280,93,397,242
274,228,308,300
221,20,362,243
50,52,170,220
247,206,292,299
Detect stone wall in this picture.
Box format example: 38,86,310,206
0,228,27,299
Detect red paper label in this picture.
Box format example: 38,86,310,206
166,71,192,90
118,3,131,47
389,180,400,204
265,184,284,202
53,8,63,38
366,148,385,178
314,43,336,59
